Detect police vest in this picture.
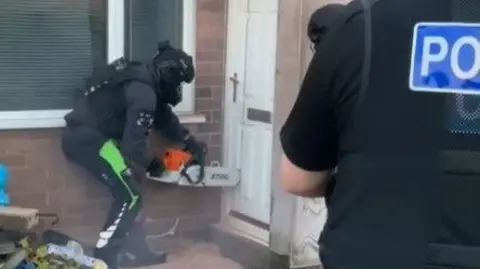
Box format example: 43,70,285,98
84,58,154,97
320,0,480,269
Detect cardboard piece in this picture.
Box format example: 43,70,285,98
0,207,39,231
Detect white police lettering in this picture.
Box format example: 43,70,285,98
420,36,448,76
450,36,480,79
410,22,480,95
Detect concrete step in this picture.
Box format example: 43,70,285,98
129,243,244,269
209,224,290,269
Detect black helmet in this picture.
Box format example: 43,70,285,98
150,41,195,106
307,4,346,52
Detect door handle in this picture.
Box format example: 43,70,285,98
229,72,239,103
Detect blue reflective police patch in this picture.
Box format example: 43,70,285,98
409,22,480,95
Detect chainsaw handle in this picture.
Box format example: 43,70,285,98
197,144,206,182
181,144,206,185
181,163,204,185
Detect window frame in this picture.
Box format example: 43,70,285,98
0,0,198,130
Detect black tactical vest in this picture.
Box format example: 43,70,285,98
320,0,480,268
69,59,155,137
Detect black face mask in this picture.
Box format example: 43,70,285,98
162,83,183,106
151,41,195,106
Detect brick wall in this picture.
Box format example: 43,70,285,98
0,0,227,252
194,0,227,161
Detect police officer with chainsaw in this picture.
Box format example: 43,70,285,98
280,0,480,268
61,41,205,268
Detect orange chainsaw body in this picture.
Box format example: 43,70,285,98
162,148,193,172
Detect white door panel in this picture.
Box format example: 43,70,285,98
243,11,276,115
249,0,278,12
226,0,278,225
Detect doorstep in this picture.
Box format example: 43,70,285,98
125,243,243,269
208,224,290,269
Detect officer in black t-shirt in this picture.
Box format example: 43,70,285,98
280,1,362,199
307,3,347,53
280,0,480,268
305,3,348,206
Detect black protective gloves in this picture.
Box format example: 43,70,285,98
146,157,165,178
146,132,207,181
184,135,207,160
183,135,207,183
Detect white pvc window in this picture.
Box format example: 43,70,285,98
0,0,197,130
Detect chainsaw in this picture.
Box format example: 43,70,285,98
146,146,238,187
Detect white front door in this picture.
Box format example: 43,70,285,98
224,0,278,226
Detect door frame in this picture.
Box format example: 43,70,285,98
221,0,278,245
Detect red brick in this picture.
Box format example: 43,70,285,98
196,26,225,40
0,138,32,154
209,134,222,146
195,99,222,111
11,192,63,215
144,187,202,208
206,146,222,163
196,87,213,98
54,215,83,229
191,133,211,145
56,212,105,229
197,38,225,51
28,129,62,139
25,138,64,169
183,124,199,134
8,167,64,195
210,85,224,94
212,110,222,122
197,12,225,27
177,214,218,231
48,185,88,206
198,123,221,133
197,0,226,14
0,153,27,168
0,131,28,140
143,205,186,220
64,200,111,215
195,73,224,86
196,62,224,76
143,218,178,235
84,177,111,200
196,51,223,63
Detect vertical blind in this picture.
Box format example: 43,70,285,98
126,0,183,63
0,0,106,111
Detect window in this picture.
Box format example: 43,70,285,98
0,0,196,129
125,0,196,113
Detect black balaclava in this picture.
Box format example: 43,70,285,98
150,41,195,106
307,4,347,52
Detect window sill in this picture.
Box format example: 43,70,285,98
176,114,207,124
0,110,206,130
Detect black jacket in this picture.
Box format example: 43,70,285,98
65,63,186,168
